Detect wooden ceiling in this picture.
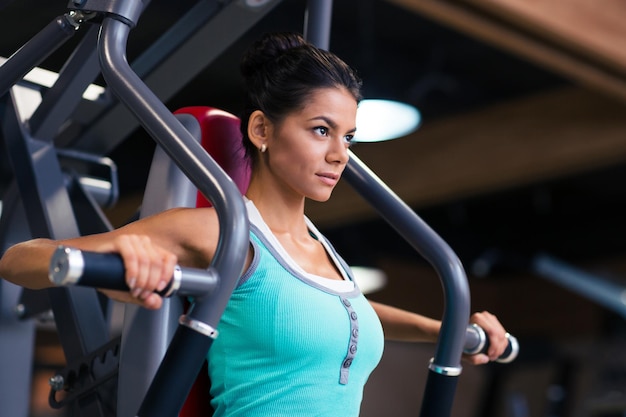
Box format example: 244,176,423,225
307,0,626,229
2,0,626,263
387,0,626,102
308,87,626,227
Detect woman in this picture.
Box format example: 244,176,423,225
0,32,508,416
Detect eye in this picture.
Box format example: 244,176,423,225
343,134,355,146
313,126,329,136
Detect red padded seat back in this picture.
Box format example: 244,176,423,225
174,106,250,207
173,106,250,417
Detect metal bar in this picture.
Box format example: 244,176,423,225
304,0,334,49
343,151,470,417
344,151,470,367
29,24,101,139
116,113,202,417
0,280,36,417
304,7,469,413
68,0,148,27
137,326,213,417
419,372,459,417
49,246,218,297
68,0,283,154
97,16,249,283
67,175,115,236
2,92,112,416
97,12,249,416
0,184,37,417
57,148,120,209
130,0,220,79
0,14,77,99
532,253,626,319
2,93,81,242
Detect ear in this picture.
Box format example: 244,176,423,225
247,110,269,150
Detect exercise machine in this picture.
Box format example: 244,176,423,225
0,1,516,416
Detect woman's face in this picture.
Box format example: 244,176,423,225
266,87,357,202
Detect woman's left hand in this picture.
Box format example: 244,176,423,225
462,311,508,365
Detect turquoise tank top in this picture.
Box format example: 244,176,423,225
207,214,384,417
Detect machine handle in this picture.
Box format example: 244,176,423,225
48,245,218,298
464,323,519,363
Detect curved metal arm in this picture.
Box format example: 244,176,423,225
98,14,249,417
343,151,470,417
98,14,249,322
344,151,470,366
303,6,472,412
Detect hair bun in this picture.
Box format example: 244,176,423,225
240,32,307,78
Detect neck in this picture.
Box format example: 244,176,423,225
246,180,307,236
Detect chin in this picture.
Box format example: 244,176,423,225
308,191,333,203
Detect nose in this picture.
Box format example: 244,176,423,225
327,136,350,165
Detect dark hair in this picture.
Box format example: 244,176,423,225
239,32,362,164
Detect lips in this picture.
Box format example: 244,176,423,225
316,172,339,186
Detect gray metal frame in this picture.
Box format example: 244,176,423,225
304,4,471,415
2,80,115,417
0,184,37,417
116,114,201,417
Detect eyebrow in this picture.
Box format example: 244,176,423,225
310,116,357,134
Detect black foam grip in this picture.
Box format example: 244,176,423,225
78,251,128,290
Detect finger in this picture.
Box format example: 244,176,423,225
486,320,507,359
114,235,141,294
113,234,175,301
141,293,163,310
471,311,507,360
130,235,154,295
146,247,174,293
462,353,489,366
156,251,177,292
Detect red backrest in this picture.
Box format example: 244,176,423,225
174,106,250,207
172,106,250,417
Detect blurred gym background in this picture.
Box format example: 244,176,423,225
1,1,626,416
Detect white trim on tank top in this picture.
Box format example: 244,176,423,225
245,198,355,293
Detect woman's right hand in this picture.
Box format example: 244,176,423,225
100,234,178,309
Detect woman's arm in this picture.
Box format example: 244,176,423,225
370,300,508,365
0,207,220,309
369,300,440,343
0,238,63,290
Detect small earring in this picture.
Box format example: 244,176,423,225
260,143,267,153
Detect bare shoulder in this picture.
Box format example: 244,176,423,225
124,207,221,268
124,206,217,232
158,206,219,228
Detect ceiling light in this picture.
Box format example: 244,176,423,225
0,56,105,102
355,99,421,143
350,266,387,294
